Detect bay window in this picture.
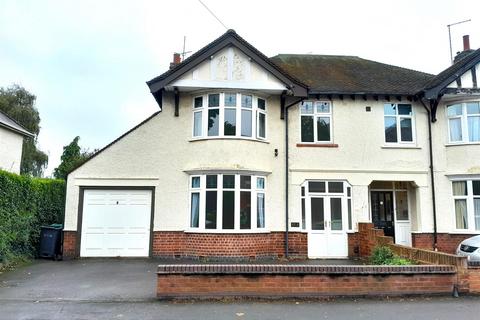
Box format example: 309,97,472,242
192,93,267,140
384,103,415,143
447,102,480,143
452,180,480,231
300,101,332,143
189,174,266,231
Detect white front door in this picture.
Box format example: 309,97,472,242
307,196,348,258
80,189,152,257
393,190,412,246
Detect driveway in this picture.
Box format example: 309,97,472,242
0,259,158,302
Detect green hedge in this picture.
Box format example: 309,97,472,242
0,170,65,266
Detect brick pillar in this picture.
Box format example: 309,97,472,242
62,231,77,259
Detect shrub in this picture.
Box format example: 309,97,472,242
370,245,415,265
0,170,65,268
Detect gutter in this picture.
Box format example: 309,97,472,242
284,97,306,258
420,99,438,251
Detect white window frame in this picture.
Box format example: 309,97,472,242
299,100,333,143
188,173,267,232
451,179,480,232
383,103,416,144
447,101,480,144
191,92,267,141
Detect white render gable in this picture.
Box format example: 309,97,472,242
447,62,479,89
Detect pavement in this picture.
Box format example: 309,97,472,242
1,259,480,319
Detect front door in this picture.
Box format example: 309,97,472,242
307,196,348,258
371,191,395,238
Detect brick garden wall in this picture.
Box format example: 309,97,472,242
62,231,77,259
412,233,476,254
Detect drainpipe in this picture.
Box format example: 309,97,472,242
420,99,438,250
284,97,305,258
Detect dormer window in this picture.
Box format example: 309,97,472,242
447,102,480,143
192,93,267,140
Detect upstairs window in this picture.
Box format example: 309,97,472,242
447,102,480,143
384,104,414,143
192,93,267,140
300,101,332,143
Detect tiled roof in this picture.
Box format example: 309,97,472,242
0,110,34,137
270,54,434,95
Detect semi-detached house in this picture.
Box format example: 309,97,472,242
62,30,480,259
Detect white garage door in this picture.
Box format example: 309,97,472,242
80,189,152,257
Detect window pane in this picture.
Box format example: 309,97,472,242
301,186,305,197
468,116,480,142
311,198,325,230
240,191,251,229
395,191,409,220
224,93,236,107
241,95,252,108
384,104,396,115
347,187,351,197
449,118,462,141
309,181,325,193
328,182,343,193
194,97,203,108
223,175,235,189
222,191,235,229
398,104,412,115
205,191,217,229
384,117,397,142
331,198,343,230
301,116,314,142
400,118,413,142
208,109,220,136
455,199,468,229
258,98,266,110
347,199,352,230
206,175,217,189
301,198,306,229
447,104,462,116
300,101,313,114
452,181,467,196
257,193,265,228
224,109,236,136
193,111,202,137
315,101,330,113
475,199,480,231
241,110,252,137
191,177,200,188
208,94,219,107
190,192,200,228
258,112,266,138
317,117,330,141
473,181,480,195
240,176,251,189
256,177,265,189
467,102,480,115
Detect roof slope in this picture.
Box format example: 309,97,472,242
0,110,34,137
270,54,434,95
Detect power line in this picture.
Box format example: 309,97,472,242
197,0,228,30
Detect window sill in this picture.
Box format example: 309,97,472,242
189,137,269,144
184,229,271,234
445,142,480,147
448,230,480,235
296,143,338,148
381,144,421,149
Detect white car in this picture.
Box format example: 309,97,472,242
456,235,480,262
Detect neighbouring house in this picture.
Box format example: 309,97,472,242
0,110,34,174
62,30,480,259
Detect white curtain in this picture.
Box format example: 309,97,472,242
475,199,480,231
257,193,265,228
452,181,467,196
455,199,468,229
449,118,462,141
468,116,480,142
190,193,200,228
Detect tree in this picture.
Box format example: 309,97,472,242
53,136,92,180
0,84,48,176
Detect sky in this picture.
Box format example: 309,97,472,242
1,0,479,177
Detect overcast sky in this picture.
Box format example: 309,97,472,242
1,0,479,176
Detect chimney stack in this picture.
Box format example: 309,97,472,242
463,35,471,51
169,53,181,69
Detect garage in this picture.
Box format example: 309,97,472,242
80,189,153,257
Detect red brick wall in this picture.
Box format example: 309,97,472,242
468,267,480,293
412,233,477,254
157,273,457,298
62,231,77,258
152,232,307,259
